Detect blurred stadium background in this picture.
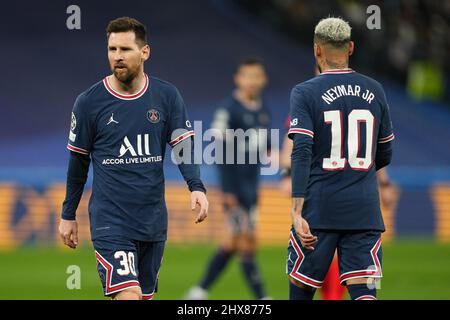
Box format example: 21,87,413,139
1,0,449,299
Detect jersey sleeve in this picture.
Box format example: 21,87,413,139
378,88,395,144
288,85,315,140
67,94,94,155
167,88,195,147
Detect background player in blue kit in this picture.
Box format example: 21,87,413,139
186,59,271,300
287,17,394,300
58,17,209,300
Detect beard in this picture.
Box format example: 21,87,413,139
112,65,139,85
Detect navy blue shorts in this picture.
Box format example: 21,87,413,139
93,236,165,299
286,227,382,288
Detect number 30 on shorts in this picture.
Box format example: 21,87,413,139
114,251,137,276
323,109,374,171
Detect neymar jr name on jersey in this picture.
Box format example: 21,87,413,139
321,84,375,105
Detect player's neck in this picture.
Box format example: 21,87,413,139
321,66,350,73
234,90,261,111
109,72,146,95
320,59,349,73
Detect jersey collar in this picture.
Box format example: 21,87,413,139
103,73,149,100
320,68,355,75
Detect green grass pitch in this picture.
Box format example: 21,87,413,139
0,239,449,300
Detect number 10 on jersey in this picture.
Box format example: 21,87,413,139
323,109,375,171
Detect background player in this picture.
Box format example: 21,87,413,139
58,17,208,300
287,17,394,300
186,59,272,300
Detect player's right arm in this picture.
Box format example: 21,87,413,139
60,94,94,249
60,152,90,248
288,85,317,250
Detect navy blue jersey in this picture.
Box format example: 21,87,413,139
289,69,394,231
67,74,196,241
211,95,271,209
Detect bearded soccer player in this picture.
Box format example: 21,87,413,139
287,17,394,300
58,17,208,300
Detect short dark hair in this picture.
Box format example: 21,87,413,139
106,17,147,47
235,57,265,73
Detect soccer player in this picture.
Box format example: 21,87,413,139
287,17,394,300
281,119,397,300
58,17,208,300
281,115,345,301
186,59,271,300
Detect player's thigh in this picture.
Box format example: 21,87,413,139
236,230,258,252
93,236,141,298
224,204,248,235
337,230,382,285
286,228,338,289
220,233,239,251
113,286,143,300
245,205,258,235
220,209,240,251
137,240,165,300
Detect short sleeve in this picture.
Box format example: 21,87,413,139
167,88,195,147
67,94,94,155
287,85,314,140
378,88,395,144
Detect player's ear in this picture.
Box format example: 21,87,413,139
142,44,150,61
348,41,354,56
314,42,321,58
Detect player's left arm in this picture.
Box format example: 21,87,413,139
60,93,94,249
167,87,208,223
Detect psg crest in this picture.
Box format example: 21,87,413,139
147,109,160,123
71,112,77,131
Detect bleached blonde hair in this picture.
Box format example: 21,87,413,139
314,17,351,47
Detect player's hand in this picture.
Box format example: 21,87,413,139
293,216,318,250
59,219,79,249
191,191,208,224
